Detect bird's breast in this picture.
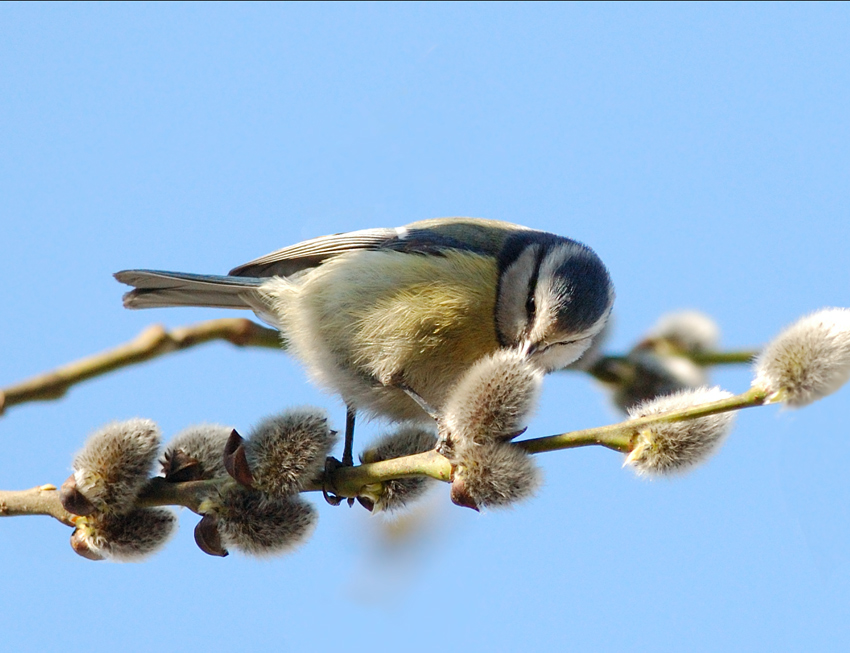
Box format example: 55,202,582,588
278,249,502,416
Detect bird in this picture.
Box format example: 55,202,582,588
115,217,614,469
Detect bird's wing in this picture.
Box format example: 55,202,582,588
229,218,529,278
229,227,399,277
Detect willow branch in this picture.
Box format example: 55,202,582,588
689,351,757,365
136,477,222,513
0,485,76,526
0,386,771,523
585,349,758,385
325,385,769,490
519,385,768,454
0,319,283,416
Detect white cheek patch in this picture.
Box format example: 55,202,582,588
527,245,574,345
496,245,539,345
533,339,593,372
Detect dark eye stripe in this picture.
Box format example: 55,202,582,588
524,248,544,323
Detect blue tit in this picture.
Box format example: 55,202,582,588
116,217,614,454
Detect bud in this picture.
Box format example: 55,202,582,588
201,487,317,557
161,424,233,482
624,387,735,476
646,310,720,354
236,409,337,496
358,426,438,512
438,350,543,510
441,349,543,448
70,508,176,562
613,350,707,412
450,442,541,510
193,513,228,557
65,419,160,515
754,308,850,407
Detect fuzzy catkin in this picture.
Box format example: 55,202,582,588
360,426,438,512
72,419,161,514
244,409,337,496
451,442,541,509
442,349,543,447
754,308,850,407
71,508,176,562
439,350,544,509
214,488,317,556
613,350,707,412
161,424,233,481
648,310,720,353
625,387,735,476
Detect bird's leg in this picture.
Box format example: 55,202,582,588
342,406,356,467
391,380,456,455
322,405,357,507
396,382,441,422
342,407,356,506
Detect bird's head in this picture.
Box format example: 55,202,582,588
495,231,614,371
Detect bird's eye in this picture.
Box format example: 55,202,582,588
525,293,536,318
537,337,581,353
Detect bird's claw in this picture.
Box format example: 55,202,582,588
322,456,345,506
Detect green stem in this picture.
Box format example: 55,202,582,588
135,477,227,513
689,350,757,365
0,386,772,522
319,450,453,497
585,350,759,386
519,385,768,455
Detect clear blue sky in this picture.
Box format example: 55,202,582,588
2,3,849,651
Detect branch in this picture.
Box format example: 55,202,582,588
585,350,757,385
0,386,769,523
0,319,283,416
689,351,757,365
0,485,76,526
518,385,767,454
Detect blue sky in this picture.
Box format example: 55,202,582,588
2,3,849,651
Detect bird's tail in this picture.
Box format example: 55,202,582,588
115,270,264,310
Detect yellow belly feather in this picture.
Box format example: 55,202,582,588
294,249,501,414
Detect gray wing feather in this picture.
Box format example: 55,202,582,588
115,270,262,310
116,218,523,310
229,228,400,277
228,223,504,278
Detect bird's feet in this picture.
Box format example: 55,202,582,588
321,456,346,506
323,407,357,506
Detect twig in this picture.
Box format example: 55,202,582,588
0,386,769,524
518,385,767,454
0,485,76,526
689,351,757,365
0,319,283,416
585,350,758,385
